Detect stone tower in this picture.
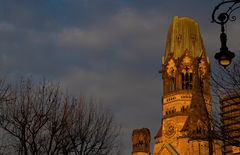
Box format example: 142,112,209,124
132,128,151,155
153,16,222,155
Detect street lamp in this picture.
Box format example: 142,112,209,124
212,0,240,67
214,13,235,68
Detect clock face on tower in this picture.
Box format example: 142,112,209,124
164,121,176,138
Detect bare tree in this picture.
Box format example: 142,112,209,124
0,78,121,155
211,57,240,147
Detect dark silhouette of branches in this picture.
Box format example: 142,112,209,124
211,57,240,148
0,78,120,155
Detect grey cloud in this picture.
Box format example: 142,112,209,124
0,22,15,31
57,9,166,54
58,28,112,50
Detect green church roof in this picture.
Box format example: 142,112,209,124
163,16,206,64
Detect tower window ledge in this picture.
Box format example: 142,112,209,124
163,90,193,98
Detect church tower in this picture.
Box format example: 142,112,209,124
132,128,151,155
153,16,222,155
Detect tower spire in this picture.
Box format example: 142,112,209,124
181,59,210,139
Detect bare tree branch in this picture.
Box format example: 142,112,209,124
211,57,240,148
0,78,121,155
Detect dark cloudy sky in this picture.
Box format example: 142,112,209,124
0,0,239,154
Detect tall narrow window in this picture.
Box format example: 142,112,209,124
189,73,193,89
181,73,185,89
181,67,193,90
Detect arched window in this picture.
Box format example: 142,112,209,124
181,66,193,90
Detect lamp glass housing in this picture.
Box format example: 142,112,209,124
215,50,235,68
219,58,231,67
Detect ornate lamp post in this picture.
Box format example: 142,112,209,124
212,0,240,67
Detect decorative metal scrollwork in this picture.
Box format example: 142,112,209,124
212,0,240,25
212,0,238,67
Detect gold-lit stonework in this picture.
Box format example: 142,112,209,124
131,16,223,155
132,128,151,155
199,59,207,78
164,120,176,138
166,59,177,77
153,16,222,155
163,16,205,63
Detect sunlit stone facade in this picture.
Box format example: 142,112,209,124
132,128,151,155
131,16,223,155
152,16,222,155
